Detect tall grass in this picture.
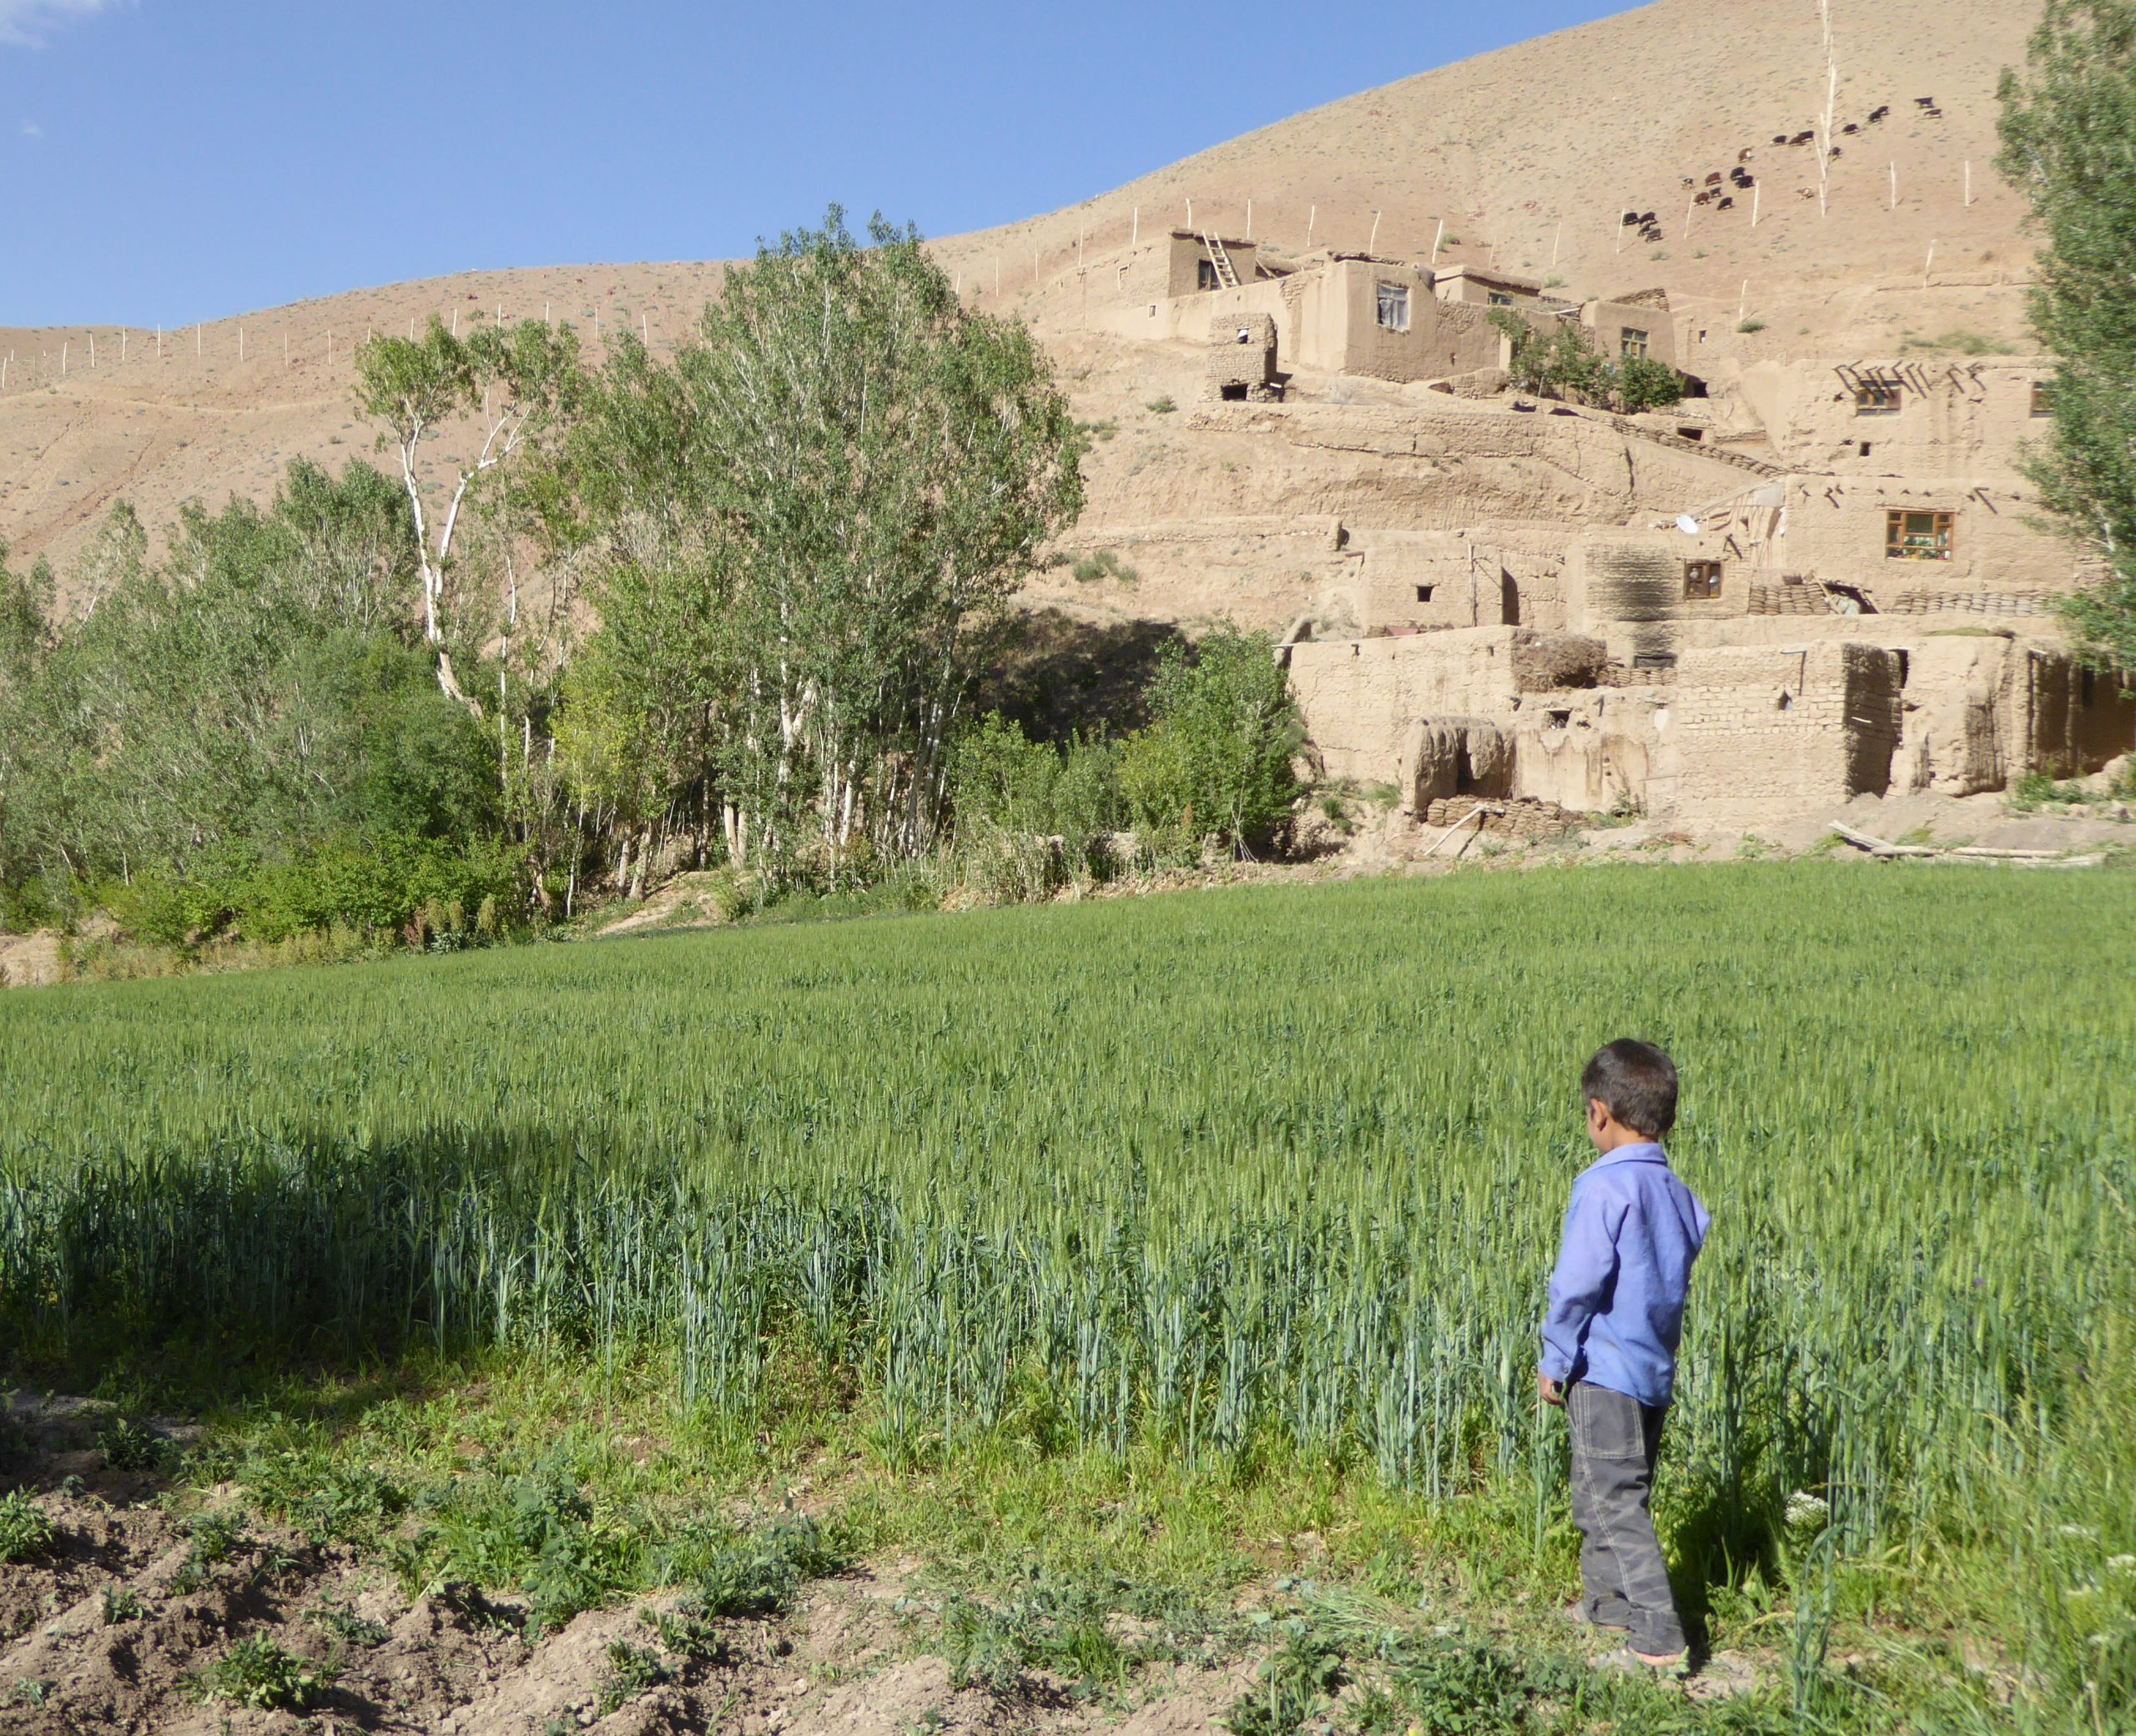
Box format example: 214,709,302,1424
2,864,2132,1694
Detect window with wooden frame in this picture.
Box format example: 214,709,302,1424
1196,259,1220,292
1376,282,1411,332
1854,379,1902,415
1620,327,1650,360
2031,380,2054,417
1886,508,1953,561
1488,290,1515,306
1683,560,1723,600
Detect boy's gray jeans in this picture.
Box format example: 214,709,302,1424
1568,1379,1686,1657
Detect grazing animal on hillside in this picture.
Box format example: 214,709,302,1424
1716,196,1735,210
1704,171,1724,187
1868,104,1890,122
1738,147,1755,163
1790,130,1816,146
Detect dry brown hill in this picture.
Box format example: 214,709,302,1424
2,0,2043,606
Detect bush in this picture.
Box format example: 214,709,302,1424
950,717,1119,899
190,1635,338,1713
1116,629,1302,860
1491,311,1683,411
0,1489,54,1563
1617,355,1687,414
1069,548,1138,586
98,832,526,949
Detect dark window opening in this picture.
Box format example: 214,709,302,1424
1677,425,1705,442
1777,690,1794,712
1886,509,1953,561
1376,282,1411,332
1546,708,1572,729
1855,380,1902,415
1219,382,1248,401
1633,651,1678,671
1683,560,1723,601
1414,584,1435,603
2032,380,2055,417
1858,440,1872,457
1196,259,1219,291
1488,290,1515,306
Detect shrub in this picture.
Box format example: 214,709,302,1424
944,1572,1126,1695
98,1415,170,1472
950,715,1120,898
1618,355,1687,414
597,1640,666,1714
1222,1625,1347,1736
1737,317,1767,334
1116,629,1302,859
1146,395,1178,414
1068,548,1138,586
0,1489,54,1563
190,1635,338,1713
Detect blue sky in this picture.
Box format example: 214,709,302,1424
1,0,1639,327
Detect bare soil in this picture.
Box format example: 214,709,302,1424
0,1401,1247,1736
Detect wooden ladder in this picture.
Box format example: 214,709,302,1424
1203,234,1242,289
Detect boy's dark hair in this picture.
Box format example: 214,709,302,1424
1581,1039,1679,1137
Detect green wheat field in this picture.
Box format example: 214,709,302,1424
3,863,2133,1718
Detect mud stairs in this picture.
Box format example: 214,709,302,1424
1599,411,1786,478
1203,234,1242,289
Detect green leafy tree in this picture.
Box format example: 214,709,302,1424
1116,628,1302,859
0,464,507,939
1998,0,2136,669
552,209,1085,883
1616,354,1687,415
355,316,582,664
1488,311,1682,413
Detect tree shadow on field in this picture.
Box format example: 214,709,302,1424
980,607,1186,742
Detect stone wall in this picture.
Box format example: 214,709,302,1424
1205,312,1280,402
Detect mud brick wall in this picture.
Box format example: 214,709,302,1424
1675,642,1902,823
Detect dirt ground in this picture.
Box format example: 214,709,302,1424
0,1400,1248,1736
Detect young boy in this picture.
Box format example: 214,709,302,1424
1536,1039,1710,1673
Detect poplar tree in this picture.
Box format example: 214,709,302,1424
1997,0,2136,669
553,210,1084,881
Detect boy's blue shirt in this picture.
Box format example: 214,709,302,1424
1539,1141,1710,1409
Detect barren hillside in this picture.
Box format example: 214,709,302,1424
2,0,2043,621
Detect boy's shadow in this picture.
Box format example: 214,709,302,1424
1665,1475,1780,1661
